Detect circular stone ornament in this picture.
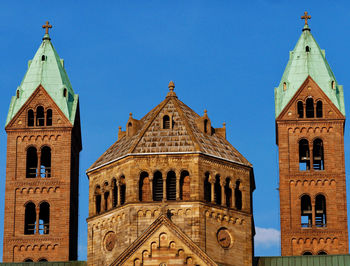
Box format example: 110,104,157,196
104,231,116,252
217,228,232,249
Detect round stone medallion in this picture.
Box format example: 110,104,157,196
104,231,116,251
217,228,232,249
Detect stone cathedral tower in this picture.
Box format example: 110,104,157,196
275,13,348,256
2,23,82,262
86,82,255,266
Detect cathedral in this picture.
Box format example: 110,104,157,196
1,13,350,266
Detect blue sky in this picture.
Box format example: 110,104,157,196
1,0,350,261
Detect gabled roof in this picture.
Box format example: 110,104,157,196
112,214,217,266
274,24,345,118
6,32,79,126
87,87,251,172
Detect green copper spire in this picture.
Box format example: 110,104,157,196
274,16,345,117
5,22,78,126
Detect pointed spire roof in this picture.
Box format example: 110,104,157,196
87,83,251,172
274,16,345,118
6,22,78,126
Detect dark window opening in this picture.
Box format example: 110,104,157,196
95,186,101,214
305,46,310,52
301,195,312,227
24,202,36,235
331,81,335,89
313,139,324,170
63,88,67,97
204,172,211,202
26,147,37,178
204,119,208,133
28,109,34,127
120,177,126,205
235,180,242,210
139,172,150,202
166,171,176,200
180,170,190,200
306,98,314,118
36,106,45,126
299,139,310,171
24,259,34,262
297,101,304,118
104,191,109,211
163,115,170,129
153,171,163,201
214,175,221,205
16,90,20,98
315,194,326,227
112,179,118,207
46,109,52,126
318,251,327,255
38,202,50,235
40,146,51,178
283,82,287,91
38,258,48,261
225,178,232,208
316,101,323,118
41,55,46,61
303,251,313,255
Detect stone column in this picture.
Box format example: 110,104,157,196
231,186,235,209
312,202,316,227
210,175,215,203
117,182,120,207
221,181,226,207
35,205,40,234
149,177,153,201
176,172,180,200
37,150,41,178
163,175,167,201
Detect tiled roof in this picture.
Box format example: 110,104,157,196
88,90,251,172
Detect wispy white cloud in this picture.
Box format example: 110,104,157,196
254,227,280,247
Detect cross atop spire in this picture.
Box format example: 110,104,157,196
301,11,311,26
42,21,52,40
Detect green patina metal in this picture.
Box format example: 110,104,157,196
274,24,345,118
5,32,79,126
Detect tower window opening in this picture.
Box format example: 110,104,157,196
38,202,50,235
204,119,208,133
204,172,211,202
63,88,67,97
313,139,324,170
28,109,34,127
301,195,312,227
297,101,304,118
235,180,242,210
303,251,313,255
316,101,323,118
283,82,287,91
214,175,221,205
41,55,46,61
180,170,190,200
306,98,314,118
36,106,45,126
225,178,232,208
24,202,36,235
26,147,38,178
299,139,310,171
46,109,53,126
16,90,20,98
331,81,335,89
139,172,150,202
315,194,326,227
112,179,118,207
40,146,51,178
163,115,170,129
305,46,310,52
166,171,176,201
120,177,126,205
95,186,101,214
153,171,163,201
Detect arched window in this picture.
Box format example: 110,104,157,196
24,202,36,235
16,90,20,98
297,101,304,118
299,139,310,171
305,46,310,52
139,172,151,201
46,109,52,126
283,82,287,91
204,119,208,133
26,147,38,178
95,186,101,214
28,109,34,127
225,178,232,208
316,101,323,118
24,259,34,262
39,202,50,235
163,115,170,129
41,55,46,61
315,194,326,227
214,175,221,205
38,258,48,261
303,251,313,255
235,180,242,210
301,195,312,227
36,106,45,126
204,172,211,202
103,182,109,211
331,80,335,89
63,88,67,97
112,179,118,207
306,98,314,118
180,170,190,200
120,176,126,205
318,251,327,255
313,139,324,170
166,171,176,201
153,171,163,201
40,146,51,178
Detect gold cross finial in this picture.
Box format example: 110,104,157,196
301,11,311,25
42,21,52,34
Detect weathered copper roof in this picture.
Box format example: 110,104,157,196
88,88,251,172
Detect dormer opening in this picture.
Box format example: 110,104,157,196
41,55,46,61
163,115,170,129
204,119,208,133
305,46,310,52
331,80,335,89
283,82,287,91
63,88,67,97
16,90,20,98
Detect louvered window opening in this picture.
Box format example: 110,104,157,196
166,172,176,200
153,173,163,201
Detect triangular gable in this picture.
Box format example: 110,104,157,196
112,215,217,266
277,75,345,121
6,85,72,130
